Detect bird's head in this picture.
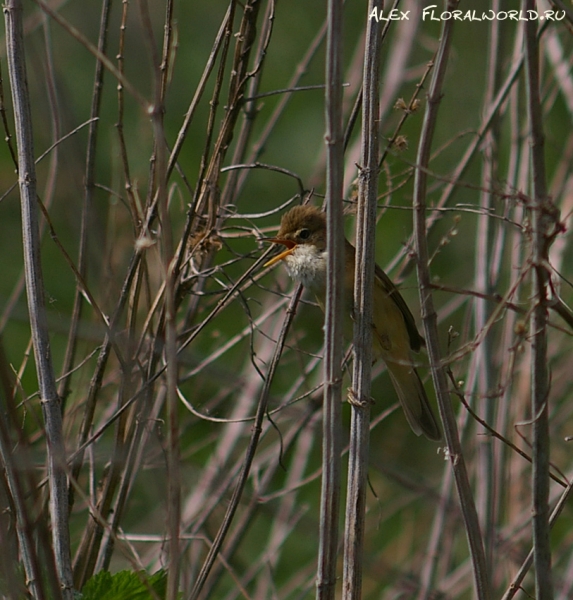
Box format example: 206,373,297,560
263,205,327,267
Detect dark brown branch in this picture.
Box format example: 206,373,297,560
523,0,557,596
411,2,491,598
342,0,381,596
316,0,345,597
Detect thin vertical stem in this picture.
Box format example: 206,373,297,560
138,0,181,594
4,1,73,597
475,0,502,577
523,0,555,597
220,0,275,208
316,0,344,598
411,2,491,599
58,0,112,414
0,409,46,599
500,482,573,600
188,285,303,600
342,0,381,597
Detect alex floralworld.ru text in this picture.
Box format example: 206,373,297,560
369,6,565,22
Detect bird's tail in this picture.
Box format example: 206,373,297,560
386,361,442,441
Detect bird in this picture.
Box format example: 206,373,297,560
264,204,442,441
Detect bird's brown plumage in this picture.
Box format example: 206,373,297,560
266,205,441,441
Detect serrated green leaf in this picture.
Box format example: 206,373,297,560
81,569,169,600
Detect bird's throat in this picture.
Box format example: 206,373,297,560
283,245,327,293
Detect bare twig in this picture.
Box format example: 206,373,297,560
315,0,345,598
33,0,149,109
342,1,381,597
188,285,303,600
220,0,276,208
4,1,73,597
473,1,503,579
0,404,46,599
523,1,558,596
58,0,111,413
166,4,231,180
500,480,573,600
141,0,182,595
411,2,491,598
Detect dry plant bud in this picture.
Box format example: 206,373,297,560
394,97,421,113
393,135,408,151
409,99,421,112
448,325,460,340
514,320,528,336
188,229,223,257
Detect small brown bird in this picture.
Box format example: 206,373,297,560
265,205,441,441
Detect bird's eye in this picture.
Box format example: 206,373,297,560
298,228,310,240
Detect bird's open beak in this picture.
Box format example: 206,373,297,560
262,238,297,268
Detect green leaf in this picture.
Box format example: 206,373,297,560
81,569,169,600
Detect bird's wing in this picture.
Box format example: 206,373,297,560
374,263,424,353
